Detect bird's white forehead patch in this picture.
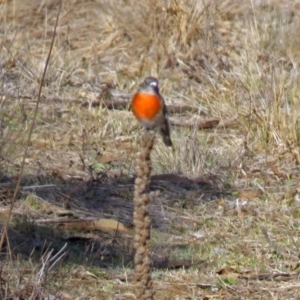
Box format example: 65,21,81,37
149,81,158,87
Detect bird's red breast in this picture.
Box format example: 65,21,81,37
131,92,162,122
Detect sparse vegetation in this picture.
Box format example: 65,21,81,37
1,0,300,299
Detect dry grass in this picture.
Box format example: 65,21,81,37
1,0,300,299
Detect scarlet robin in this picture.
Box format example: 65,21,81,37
131,77,173,147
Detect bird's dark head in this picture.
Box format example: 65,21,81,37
140,76,159,94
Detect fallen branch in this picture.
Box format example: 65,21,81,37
247,284,300,293
169,117,219,129
18,94,201,114
239,270,300,281
170,115,239,129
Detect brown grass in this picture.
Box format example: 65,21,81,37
1,0,300,299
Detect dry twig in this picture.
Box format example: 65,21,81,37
0,0,62,252
133,131,155,300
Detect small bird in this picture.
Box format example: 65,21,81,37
131,77,173,147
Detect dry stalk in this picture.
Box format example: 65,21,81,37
0,0,62,253
133,131,155,300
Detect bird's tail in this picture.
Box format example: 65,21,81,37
160,120,173,147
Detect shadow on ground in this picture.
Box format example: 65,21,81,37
0,170,228,270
